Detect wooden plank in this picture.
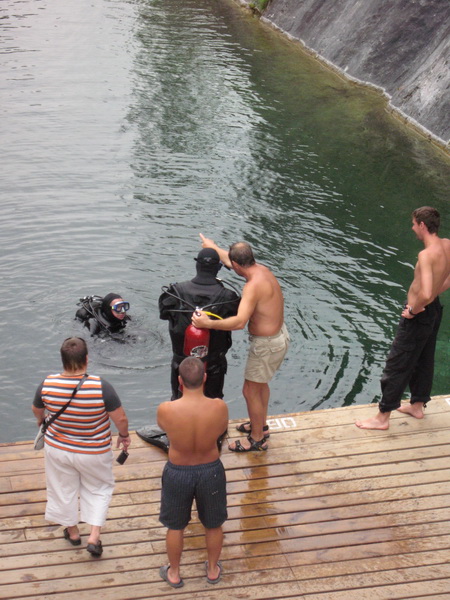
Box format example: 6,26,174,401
2,497,449,548
287,563,450,594
4,444,449,500
2,529,449,575
226,469,450,502
289,548,450,580
1,569,302,600
7,570,450,600
4,542,450,589
3,492,450,544
2,520,450,565
2,480,449,531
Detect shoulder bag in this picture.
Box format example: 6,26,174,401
34,374,88,451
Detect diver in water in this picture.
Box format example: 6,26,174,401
76,293,131,337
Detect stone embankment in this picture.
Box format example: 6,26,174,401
234,0,450,152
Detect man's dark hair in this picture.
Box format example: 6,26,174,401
228,242,255,267
412,206,440,234
179,357,205,389
60,337,88,371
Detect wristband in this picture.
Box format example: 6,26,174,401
408,306,416,316
119,433,129,438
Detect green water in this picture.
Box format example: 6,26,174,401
0,0,449,442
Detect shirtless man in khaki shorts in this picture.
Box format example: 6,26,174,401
192,235,289,451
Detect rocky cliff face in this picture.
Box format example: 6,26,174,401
243,0,450,148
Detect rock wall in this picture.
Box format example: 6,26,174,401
239,0,450,149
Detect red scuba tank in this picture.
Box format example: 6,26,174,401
183,310,210,359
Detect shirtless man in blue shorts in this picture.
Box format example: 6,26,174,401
157,357,229,588
192,235,290,452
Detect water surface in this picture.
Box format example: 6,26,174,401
1,0,449,443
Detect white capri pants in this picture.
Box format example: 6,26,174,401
44,444,115,527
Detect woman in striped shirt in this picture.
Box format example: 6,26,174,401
32,337,131,557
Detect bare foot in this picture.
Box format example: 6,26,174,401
397,403,424,419
87,525,101,545
167,566,182,586
355,412,390,430
206,561,222,582
67,525,79,536
64,525,81,543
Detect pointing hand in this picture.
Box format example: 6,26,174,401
199,233,215,249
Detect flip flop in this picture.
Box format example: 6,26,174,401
63,528,81,546
159,565,184,588
229,436,268,452
236,422,270,438
205,560,222,584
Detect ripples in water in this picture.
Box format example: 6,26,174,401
0,0,449,442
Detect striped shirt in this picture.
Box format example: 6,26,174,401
33,374,121,454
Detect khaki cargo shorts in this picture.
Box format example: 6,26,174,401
244,323,290,383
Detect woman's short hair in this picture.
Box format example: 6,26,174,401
60,337,88,371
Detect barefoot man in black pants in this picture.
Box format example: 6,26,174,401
356,207,450,430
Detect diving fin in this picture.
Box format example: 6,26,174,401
136,425,170,453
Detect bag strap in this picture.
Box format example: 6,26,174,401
42,374,89,432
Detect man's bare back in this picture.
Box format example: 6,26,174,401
157,394,228,465
157,357,228,588
406,237,450,311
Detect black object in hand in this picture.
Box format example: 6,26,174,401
116,450,129,464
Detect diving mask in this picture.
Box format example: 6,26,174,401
111,301,130,313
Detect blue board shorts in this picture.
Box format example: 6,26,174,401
159,459,227,530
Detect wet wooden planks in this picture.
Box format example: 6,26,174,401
1,396,450,600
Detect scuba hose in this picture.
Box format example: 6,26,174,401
203,311,223,320
77,296,117,332
215,277,241,297
160,278,241,317
77,296,103,320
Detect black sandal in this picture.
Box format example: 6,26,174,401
229,435,268,452
63,528,81,546
236,422,270,439
87,540,103,557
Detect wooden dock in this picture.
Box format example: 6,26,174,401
1,397,450,600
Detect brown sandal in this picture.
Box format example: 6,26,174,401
229,435,268,452
236,422,270,438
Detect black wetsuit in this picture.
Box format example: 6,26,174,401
76,295,129,337
159,279,240,399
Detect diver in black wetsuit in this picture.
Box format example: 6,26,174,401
137,248,240,452
75,292,131,337
159,248,241,400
